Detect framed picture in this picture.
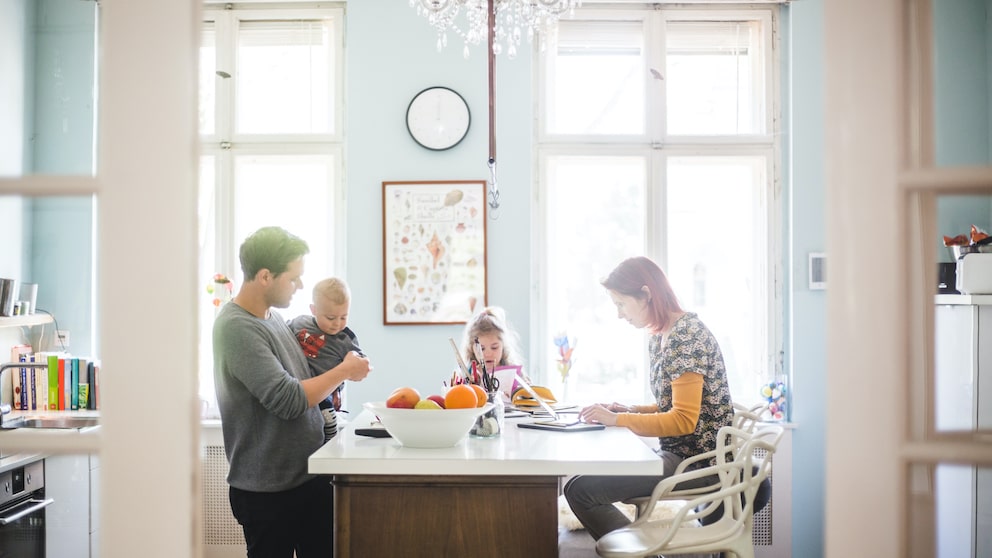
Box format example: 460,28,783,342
382,180,487,324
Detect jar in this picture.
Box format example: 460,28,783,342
469,391,504,438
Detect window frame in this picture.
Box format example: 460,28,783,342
198,3,346,416
533,4,783,407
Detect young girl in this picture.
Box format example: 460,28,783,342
460,306,523,374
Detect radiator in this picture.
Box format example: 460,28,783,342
755,426,793,558
202,426,246,558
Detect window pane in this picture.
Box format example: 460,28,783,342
547,21,645,135
233,154,336,320
666,20,764,135
666,155,769,403
544,155,648,404
237,19,334,134
199,23,216,135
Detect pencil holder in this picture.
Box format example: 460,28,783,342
469,391,504,437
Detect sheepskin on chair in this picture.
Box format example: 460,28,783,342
557,494,685,531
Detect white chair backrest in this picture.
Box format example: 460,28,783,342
732,401,770,433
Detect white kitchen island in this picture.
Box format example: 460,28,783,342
309,410,665,558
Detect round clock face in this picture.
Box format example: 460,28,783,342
406,86,471,151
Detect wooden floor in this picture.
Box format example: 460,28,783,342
558,527,600,558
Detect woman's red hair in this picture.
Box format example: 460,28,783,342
601,256,683,333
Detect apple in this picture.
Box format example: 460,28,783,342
414,399,443,410
426,394,447,409
385,386,421,409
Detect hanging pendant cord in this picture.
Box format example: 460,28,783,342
487,0,501,216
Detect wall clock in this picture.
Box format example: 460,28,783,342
406,86,471,151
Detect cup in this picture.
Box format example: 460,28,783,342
18,283,38,314
469,391,504,438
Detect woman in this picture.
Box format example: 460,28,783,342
563,256,734,540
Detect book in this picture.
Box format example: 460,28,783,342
57,357,65,410
31,354,47,411
70,358,79,410
89,361,99,410
47,354,59,410
9,345,32,410
77,358,89,409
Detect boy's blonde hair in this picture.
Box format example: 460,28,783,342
313,277,351,306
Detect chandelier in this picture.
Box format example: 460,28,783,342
410,0,582,59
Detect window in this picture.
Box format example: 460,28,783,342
537,7,780,407
198,5,345,415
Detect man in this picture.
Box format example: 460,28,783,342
213,226,372,557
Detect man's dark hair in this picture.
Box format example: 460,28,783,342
239,226,310,280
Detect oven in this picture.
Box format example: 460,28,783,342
0,459,51,558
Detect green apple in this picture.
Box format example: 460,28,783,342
414,399,443,410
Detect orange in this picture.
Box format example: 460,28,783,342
444,384,478,409
469,384,488,408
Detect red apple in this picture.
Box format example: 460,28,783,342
385,387,420,409
426,394,446,409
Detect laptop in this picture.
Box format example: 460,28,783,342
512,373,604,432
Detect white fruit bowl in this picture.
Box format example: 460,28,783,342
363,402,494,448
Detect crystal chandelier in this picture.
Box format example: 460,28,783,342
410,0,581,59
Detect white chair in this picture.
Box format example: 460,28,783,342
624,401,770,519
596,425,784,558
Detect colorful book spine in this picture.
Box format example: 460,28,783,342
19,353,28,410
77,358,89,409
70,358,79,410
29,367,37,410
48,354,59,410
57,357,66,410
88,361,97,410
32,354,47,411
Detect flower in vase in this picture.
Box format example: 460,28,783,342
553,332,577,382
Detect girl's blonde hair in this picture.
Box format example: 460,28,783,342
461,306,523,369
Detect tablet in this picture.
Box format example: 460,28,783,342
517,421,605,433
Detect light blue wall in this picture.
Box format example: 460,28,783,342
343,2,533,407
18,0,97,357
934,0,992,257
785,3,827,556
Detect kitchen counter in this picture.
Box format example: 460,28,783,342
936,294,992,305
0,410,101,456
309,410,665,558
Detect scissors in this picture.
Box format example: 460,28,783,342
473,338,500,393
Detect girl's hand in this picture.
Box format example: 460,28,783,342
579,403,619,426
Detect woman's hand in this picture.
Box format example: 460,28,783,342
579,403,619,426
604,402,631,413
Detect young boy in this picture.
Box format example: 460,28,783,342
288,277,365,441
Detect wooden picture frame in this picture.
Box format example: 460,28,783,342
382,180,487,325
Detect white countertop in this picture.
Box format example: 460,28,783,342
308,410,666,477
936,294,992,305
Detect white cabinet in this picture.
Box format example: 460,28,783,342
934,297,992,558
45,453,99,558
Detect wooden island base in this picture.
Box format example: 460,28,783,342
332,474,559,558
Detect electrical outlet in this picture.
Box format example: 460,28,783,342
56,330,70,349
